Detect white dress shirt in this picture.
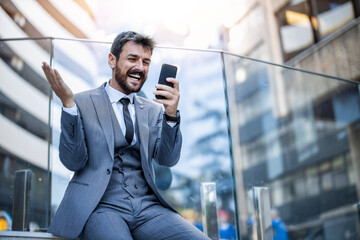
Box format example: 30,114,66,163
63,82,175,146
105,82,137,144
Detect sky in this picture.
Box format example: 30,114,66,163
85,0,246,49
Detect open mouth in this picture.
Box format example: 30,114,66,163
128,73,141,80
128,70,144,80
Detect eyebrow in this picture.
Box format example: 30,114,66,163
127,54,151,62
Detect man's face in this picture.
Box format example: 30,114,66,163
111,41,152,94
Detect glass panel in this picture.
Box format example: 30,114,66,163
50,40,238,239
4,36,357,239
50,39,109,218
0,38,52,232
224,52,360,239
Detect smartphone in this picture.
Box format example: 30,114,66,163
155,63,178,99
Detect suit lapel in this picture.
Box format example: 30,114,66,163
89,88,150,162
90,84,114,160
134,95,149,162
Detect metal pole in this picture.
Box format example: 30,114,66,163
12,170,32,231
201,182,220,240
248,187,273,240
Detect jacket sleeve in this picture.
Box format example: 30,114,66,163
153,110,182,167
58,110,88,171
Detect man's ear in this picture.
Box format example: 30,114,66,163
108,53,116,69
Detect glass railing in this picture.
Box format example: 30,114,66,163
0,38,52,231
223,52,360,240
50,39,237,239
0,37,359,240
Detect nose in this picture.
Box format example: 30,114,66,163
135,59,144,71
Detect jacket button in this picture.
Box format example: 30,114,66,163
106,169,111,174
134,184,138,189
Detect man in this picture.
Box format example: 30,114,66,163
218,210,236,240
271,209,289,240
42,31,209,240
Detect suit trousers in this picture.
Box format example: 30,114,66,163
82,195,210,240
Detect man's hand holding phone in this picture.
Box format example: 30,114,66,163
154,64,179,119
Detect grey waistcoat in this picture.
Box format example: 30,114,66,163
100,101,153,205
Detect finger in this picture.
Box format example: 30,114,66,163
42,62,53,76
42,66,56,86
154,90,167,99
166,77,179,90
41,62,49,70
153,90,174,100
54,70,70,91
155,83,172,91
42,63,56,81
54,69,64,84
156,78,179,94
153,98,164,104
155,84,178,96
41,63,64,92
153,97,174,106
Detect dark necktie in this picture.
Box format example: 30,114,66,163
119,98,134,145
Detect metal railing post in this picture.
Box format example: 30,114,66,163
12,169,32,231
248,187,273,240
201,182,220,240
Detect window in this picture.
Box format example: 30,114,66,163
270,180,284,207
294,173,307,198
283,176,295,203
277,0,315,61
332,156,348,189
276,0,358,61
306,167,320,196
311,0,355,38
345,152,356,185
320,162,333,191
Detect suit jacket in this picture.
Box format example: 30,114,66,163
48,83,182,238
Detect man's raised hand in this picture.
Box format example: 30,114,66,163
42,62,75,108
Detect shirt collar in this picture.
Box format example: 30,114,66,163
105,81,135,104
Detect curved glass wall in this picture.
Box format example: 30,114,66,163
0,37,359,240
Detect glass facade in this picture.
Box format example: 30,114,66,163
0,37,359,240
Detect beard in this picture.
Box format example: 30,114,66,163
114,65,146,94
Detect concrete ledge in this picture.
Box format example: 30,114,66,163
0,231,78,240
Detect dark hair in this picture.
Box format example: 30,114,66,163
110,31,156,59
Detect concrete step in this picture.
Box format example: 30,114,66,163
0,231,78,240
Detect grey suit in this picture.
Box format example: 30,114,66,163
48,83,185,238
